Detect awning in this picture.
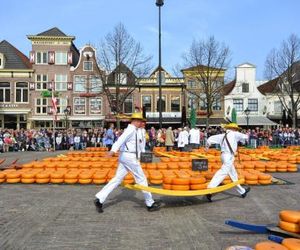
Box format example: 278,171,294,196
196,118,229,126
232,116,277,126
0,109,31,114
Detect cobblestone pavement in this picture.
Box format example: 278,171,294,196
0,151,300,250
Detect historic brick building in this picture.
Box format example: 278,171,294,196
27,27,79,128
0,40,33,129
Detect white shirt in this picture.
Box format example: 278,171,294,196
206,130,248,154
189,128,200,144
177,130,189,148
111,124,141,155
138,128,146,156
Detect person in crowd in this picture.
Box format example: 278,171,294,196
189,126,200,149
165,127,174,151
205,123,250,202
104,124,115,150
94,113,161,213
177,127,189,151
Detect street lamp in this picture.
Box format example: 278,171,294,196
244,107,251,129
156,0,164,129
64,107,70,129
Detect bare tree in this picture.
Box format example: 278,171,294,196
182,36,231,128
97,23,153,128
265,34,300,128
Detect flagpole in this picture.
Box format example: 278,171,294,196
52,80,56,151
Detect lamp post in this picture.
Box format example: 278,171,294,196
156,0,164,129
63,107,70,129
244,107,251,129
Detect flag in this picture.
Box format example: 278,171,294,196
52,97,58,121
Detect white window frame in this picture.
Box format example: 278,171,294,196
83,61,93,71
170,95,180,112
36,74,48,91
115,73,127,85
56,98,68,114
141,95,152,112
248,98,258,112
74,75,86,92
90,97,102,115
233,98,244,112
35,98,48,114
36,51,48,64
212,94,222,111
73,97,86,115
0,82,11,103
55,52,67,65
123,95,134,114
15,82,29,103
274,101,283,114
156,95,167,112
90,75,102,92
55,74,67,91
0,53,4,69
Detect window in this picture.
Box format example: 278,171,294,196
188,93,197,109
55,74,67,91
248,99,258,112
199,94,207,110
142,95,152,112
83,61,93,71
115,73,127,85
0,53,4,69
242,83,249,93
274,101,283,114
16,82,28,103
123,95,133,113
36,74,48,90
90,75,102,92
171,96,180,112
55,52,67,65
35,98,48,114
0,82,11,102
212,95,222,111
90,98,102,114
36,52,48,64
74,76,86,92
233,99,244,112
74,97,86,114
187,80,197,89
156,95,166,112
56,98,68,114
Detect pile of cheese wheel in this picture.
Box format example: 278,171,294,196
279,210,300,234
253,238,300,250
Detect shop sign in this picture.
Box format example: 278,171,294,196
0,104,19,108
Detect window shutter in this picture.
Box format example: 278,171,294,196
67,82,73,90
29,82,35,90
67,52,73,64
48,51,55,64
29,51,35,64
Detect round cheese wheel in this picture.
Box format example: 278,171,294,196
36,178,50,184
259,180,272,185
255,241,288,250
279,220,300,233
64,178,78,184
190,177,206,184
50,178,64,184
150,179,163,185
279,210,300,223
172,178,190,185
0,178,5,183
78,179,92,184
171,184,190,191
282,238,300,250
162,183,172,190
92,179,106,185
245,180,258,185
21,178,35,184
190,183,207,190
6,178,21,183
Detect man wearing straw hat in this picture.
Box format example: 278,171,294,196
205,123,251,202
94,113,161,212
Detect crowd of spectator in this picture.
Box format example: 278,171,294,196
1,126,300,153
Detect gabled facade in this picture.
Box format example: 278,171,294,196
0,40,33,129
69,45,107,128
27,27,80,128
224,63,276,127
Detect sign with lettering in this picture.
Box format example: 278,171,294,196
192,159,208,172
140,152,153,163
0,104,19,108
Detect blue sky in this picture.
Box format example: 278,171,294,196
1,0,300,81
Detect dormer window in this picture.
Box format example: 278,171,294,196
0,53,4,69
242,82,249,93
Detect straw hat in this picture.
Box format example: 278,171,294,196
223,123,241,130
130,112,144,120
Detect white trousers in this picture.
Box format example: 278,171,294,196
95,152,154,207
207,153,245,195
